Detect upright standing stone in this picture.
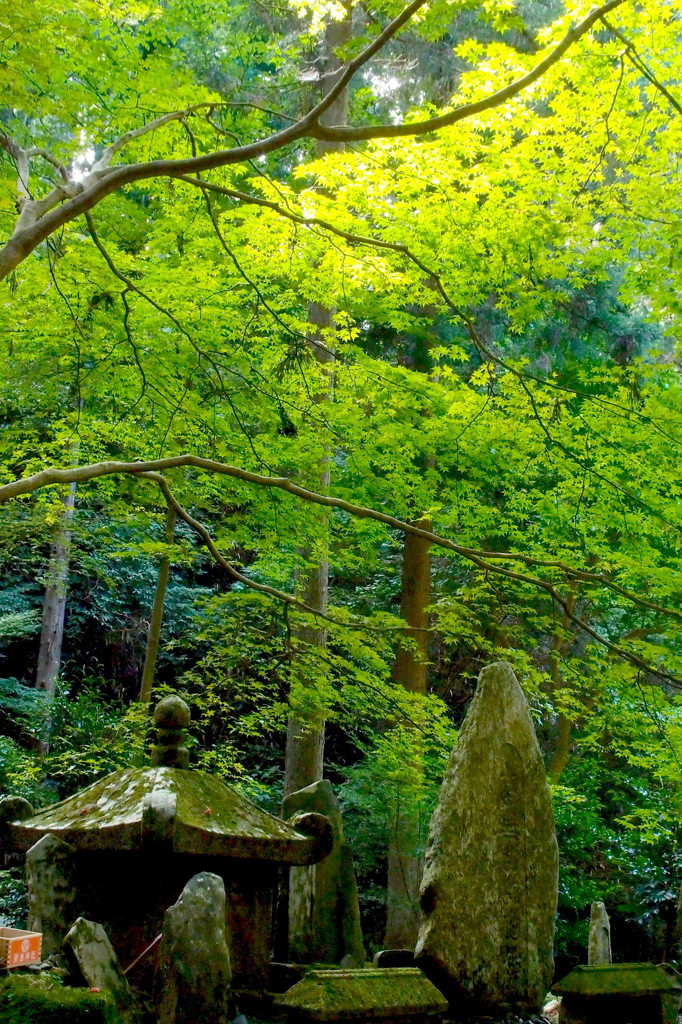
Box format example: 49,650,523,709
156,872,231,1024
588,901,612,965
281,779,365,966
63,917,141,1024
415,661,559,1017
26,833,76,957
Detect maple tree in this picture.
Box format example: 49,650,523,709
1,0,682,954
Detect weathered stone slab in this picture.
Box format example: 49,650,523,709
415,661,559,1017
553,963,682,1024
26,833,77,958
587,901,611,965
275,967,447,1021
282,779,365,966
63,917,141,1024
156,872,231,1024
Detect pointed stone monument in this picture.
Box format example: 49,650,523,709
588,900,612,965
415,661,559,1017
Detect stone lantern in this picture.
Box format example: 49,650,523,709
1,695,331,989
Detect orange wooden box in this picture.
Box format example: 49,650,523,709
0,927,42,968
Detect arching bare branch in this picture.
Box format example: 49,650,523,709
0,453,679,687
0,0,626,280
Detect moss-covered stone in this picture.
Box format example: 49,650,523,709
274,967,447,1021
553,964,682,1024
282,780,365,966
8,767,327,863
26,833,76,957
0,974,120,1024
152,696,191,769
156,872,231,1024
0,796,34,825
553,963,681,996
416,662,558,1017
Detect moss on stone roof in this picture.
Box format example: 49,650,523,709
553,964,681,996
275,968,448,1021
7,767,324,864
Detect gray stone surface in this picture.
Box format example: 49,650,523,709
415,661,559,1016
156,872,231,1024
281,779,365,966
26,833,77,957
63,917,141,1024
587,901,611,965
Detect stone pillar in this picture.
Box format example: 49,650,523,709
26,832,76,957
281,779,365,966
588,901,612,965
156,872,231,1024
415,661,559,1017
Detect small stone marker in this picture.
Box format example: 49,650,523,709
275,966,448,1021
156,871,231,1024
26,832,77,958
587,901,611,965
281,779,365,966
63,917,141,1024
553,963,682,1024
415,661,559,1017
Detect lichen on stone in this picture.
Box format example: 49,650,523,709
275,967,448,1020
10,766,320,861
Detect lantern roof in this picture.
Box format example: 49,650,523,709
4,695,330,865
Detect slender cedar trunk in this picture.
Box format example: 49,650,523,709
35,481,77,751
385,523,431,948
283,9,351,798
384,322,435,947
548,592,576,785
139,506,177,707
36,481,77,697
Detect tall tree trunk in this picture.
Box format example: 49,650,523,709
35,481,77,753
36,481,77,698
139,506,177,707
548,592,576,785
283,8,350,798
385,523,431,948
